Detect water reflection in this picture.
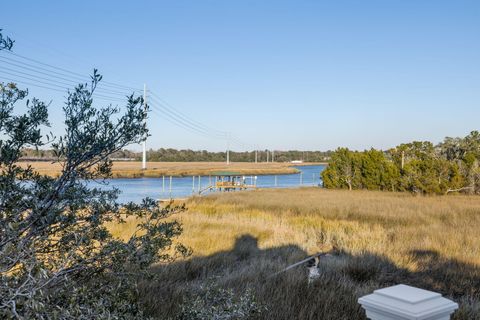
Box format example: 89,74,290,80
92,165,325,203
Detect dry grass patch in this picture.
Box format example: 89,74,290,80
20,161,302,178
112,188,480,319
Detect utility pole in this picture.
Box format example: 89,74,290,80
142,83,147,170
226,133,231,165
255,148,258,164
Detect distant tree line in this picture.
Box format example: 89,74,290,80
21,148,138,160
21,148,56,159
21,147,332,162
146,149,331,162
322,131,480,195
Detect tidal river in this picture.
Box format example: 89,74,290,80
91,165,326,203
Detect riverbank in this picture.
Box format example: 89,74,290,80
20,161,326,178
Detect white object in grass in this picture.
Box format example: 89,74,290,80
358,284,458,320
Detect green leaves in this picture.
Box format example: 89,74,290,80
0,30,14,51
1,30,185,319
322,133,480,195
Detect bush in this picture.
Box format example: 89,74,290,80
178,283,265,320
0,30,187,318
322,136,480,195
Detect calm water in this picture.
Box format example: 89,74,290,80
91,165,325,203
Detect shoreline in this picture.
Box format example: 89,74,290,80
20,161,326,179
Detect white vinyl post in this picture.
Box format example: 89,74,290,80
358,284,458,320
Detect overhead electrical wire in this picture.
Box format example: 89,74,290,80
148,99,227,140
149,93,257,150
0,53,138,102
149,92,257,150
1,50,142,92
148,95,227,138
0,48,259,151
1,31,143,93
149,92,228,137
0,57,135,96
0,74,127,103
0,77,126,103
0,55,138,97
0,68,130,102
149,107,228,141
230,136,254,149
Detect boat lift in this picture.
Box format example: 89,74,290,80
199,173,257,194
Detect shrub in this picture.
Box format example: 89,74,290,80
0,30,186,319
178,283,265,320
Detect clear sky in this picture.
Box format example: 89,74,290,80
1,0,479,152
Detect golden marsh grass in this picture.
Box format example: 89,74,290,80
112,188,480,319
21,161,304,178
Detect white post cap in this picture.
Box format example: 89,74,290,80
358,284,458,320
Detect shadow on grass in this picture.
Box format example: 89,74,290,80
140,235,480,320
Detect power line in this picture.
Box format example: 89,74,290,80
148,100,227,140
149,92,228,137
148,94,227,138
230,137,253,149
5,31,142,92
0,55,138,96
1,50,142,92
0,76,127,103
0,48,258,152
149,106,226,140
149,91,256,150
0,66,132,99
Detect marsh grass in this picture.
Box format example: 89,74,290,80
20,161,301,178
113,188,480,319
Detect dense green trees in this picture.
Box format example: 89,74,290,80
322,148,398,191
321,148,358,190
322,132,480,195
145,149,331,162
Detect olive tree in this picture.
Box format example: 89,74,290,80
0,31,186,319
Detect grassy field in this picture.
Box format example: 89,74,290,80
110,188,480,319
21,161,306,178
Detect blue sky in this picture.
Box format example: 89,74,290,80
1,0,479,152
